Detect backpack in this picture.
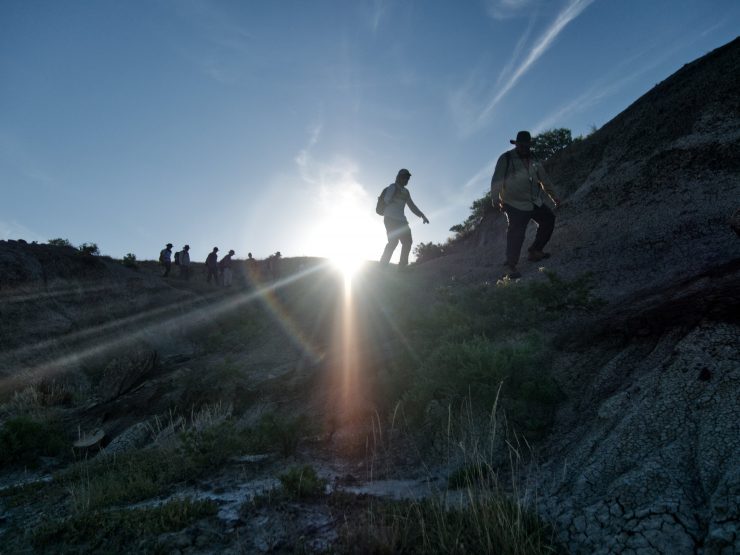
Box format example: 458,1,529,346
159,249,166,264
174,251,181,265
375,185,394,216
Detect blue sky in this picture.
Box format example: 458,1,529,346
2,0,738,263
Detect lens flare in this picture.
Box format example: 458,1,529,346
330,253,364,281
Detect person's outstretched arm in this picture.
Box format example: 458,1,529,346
536,164,561,208
406,195,429,223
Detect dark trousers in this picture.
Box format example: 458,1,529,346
206,266,219,284
380,217,413,267
162,261,171,277
503,204,555,266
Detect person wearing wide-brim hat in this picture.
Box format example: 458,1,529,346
160,243,174,277
490,131,561,279
379,168,429,268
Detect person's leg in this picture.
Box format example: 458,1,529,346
503,205,531,267
398,225,413,267
163,262,171,277
380,218,401,265
529,204,555,253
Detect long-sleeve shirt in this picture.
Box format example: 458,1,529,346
383,183,424,223
490,149,558,211
180,251,190,266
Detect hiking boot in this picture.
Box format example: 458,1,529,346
503,265,521,279
528,250,551,262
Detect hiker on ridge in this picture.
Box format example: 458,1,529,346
219,249,235,287
178,245,191,280
379,168,429,268
246,252,259,284
205,247,219,284
491,131,561,279
159,243,173,277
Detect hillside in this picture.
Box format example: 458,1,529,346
1,39,739,554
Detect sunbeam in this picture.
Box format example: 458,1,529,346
0,263,332,394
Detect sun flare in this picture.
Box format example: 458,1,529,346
330,252,364,280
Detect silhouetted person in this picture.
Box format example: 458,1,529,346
159,243,173,277
491,131,561,279
246,252,258,284
267,251,282,280
179,244,191,280
379,168,429,268
219,249,235,286
206,247,219,284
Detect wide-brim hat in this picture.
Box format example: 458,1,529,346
510,130,532,145
166,243,173,248
397,168,412,177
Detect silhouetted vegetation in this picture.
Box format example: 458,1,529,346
121,252,138,268
414,241,445,264
47,237,72,247
531,127,574,161
78,242,100,256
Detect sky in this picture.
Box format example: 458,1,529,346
2,0,739,264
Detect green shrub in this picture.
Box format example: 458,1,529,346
78,242,100,256
414,241,445,264
122,253,138,269
0,417,68,468
47,238,72,247
253,412,306,457
33,498,217,552
179,421,253,469
56,449,188,509
337,494,559,555
278,465,326,498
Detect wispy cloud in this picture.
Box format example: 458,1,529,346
451,0,596,135
369,0,389,33
478,0,595,124
532,21,725,134
164,0,254,83
485,0,539,20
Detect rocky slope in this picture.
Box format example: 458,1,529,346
417,37,740,553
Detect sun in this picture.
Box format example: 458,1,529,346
330,252,364,280
309,187,378,279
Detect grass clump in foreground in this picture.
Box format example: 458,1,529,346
32,498,217,552
387,272,602,436
336,493,559,555
55,409,304,512
279,465,327,499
